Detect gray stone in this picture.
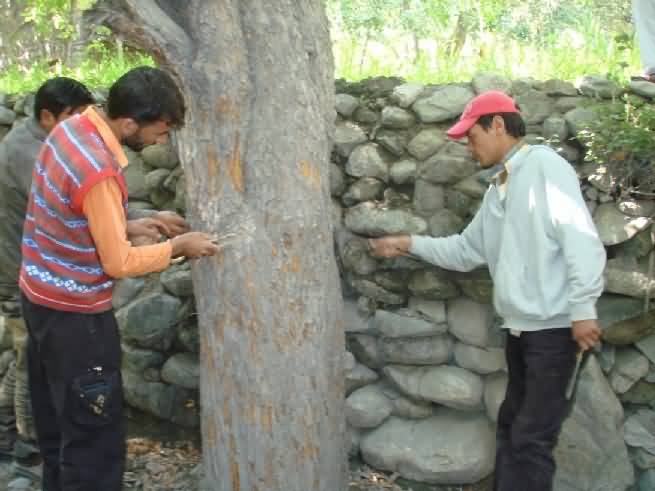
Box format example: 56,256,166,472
351,279,406,306
174,175,186,212
381,106,415,129
112,277,145,310
407,298,446,324
625,409,655,455
511,78,535,95
553,142,581,163
177,324,199,354
554,96,587,114
353,106,379,124
374,130,407,157
565,106,597,138
373,309,447,338
391,83,425,108
141,143,179,169
384,365,484,410
618,199,655,218
346,143,389,182
578,75,622,99
445,188,475,218
428,209,464,237
646,364,655,384
122,343,166,373
342,177,385,206
630,81,655,99
633,447,655,470
144,168,170,193
447,297,492,347
542,79,578,96
514,89,553,124
8,477,31,491
407,128,446,160
593,203,651,246
604,258,655,299
339,236,378,276
609,348,650,394
372,271,410,294
115,293,181,351
409,270,459,301
160,265,193,297
414,179,445,217
638,469,655,491
599,343,616,373
329,163,346,196
454,343,505,374
413,179,445,216
336,93,360,117
484,372,508,423
637,334,655,364
453,270,494,304
343,300,372,333
472,72,512,94
348,426,362,458
412,86,476,123
603,305,655,346
161,353,200,390
542,115,569,142
0,106,16,126
123,148,150,200
122,370,199,428
360,411,495,484
344,202,427,236
379,335,452,365
347,334,381,368
162,166,182,192
346,361,379,394
389,159,417,185
419,142,477,185
334,121,368,158
346,385,393,428
553,355,634,491
376,382,435,419
621,380,655,406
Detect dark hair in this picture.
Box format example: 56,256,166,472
107,66,185,127
33,77,95,120
478,112,526,138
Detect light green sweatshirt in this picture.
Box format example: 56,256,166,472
410,144,606,331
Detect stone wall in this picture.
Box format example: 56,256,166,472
1,73,655,490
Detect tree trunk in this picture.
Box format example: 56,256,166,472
95,1,346,490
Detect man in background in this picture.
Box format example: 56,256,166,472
0,77,96,474
633,0,655,81
368,91,606,491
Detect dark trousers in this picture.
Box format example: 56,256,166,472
494,328,577,491
21,294,125,491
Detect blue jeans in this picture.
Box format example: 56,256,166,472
494,328,577,491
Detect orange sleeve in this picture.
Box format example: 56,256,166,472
82,178,172,278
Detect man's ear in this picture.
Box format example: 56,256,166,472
492,114,507,135
38,109,57,131
120,118,140,137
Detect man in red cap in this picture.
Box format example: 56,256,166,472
368,91,605,491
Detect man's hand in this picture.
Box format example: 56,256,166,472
367,235,412,258
572,319,602,351
126,218,169,242
154,211,188,237
171,232,221,259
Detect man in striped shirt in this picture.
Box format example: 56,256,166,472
19,67,219,491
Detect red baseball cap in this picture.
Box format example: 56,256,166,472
446,91,519,140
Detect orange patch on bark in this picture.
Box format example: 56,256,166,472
228,134,243,192
298,160,321,191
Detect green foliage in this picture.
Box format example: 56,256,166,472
579,98,655,195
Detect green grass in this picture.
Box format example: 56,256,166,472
0,52,155,94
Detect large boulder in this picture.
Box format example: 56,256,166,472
553,355,634,490
345,385,393,428
379,335,453,365
115,293,181,351
447,297,493,347
344,202,427,236
373,309,447,338
412,86,476,123
360,410,495,484
161,353,199,390
593,203,651,246
384,365,484,410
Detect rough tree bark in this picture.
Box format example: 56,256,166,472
93,2,346,490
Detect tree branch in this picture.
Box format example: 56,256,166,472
87,0,193,71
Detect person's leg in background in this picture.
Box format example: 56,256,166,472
633,0,655,79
